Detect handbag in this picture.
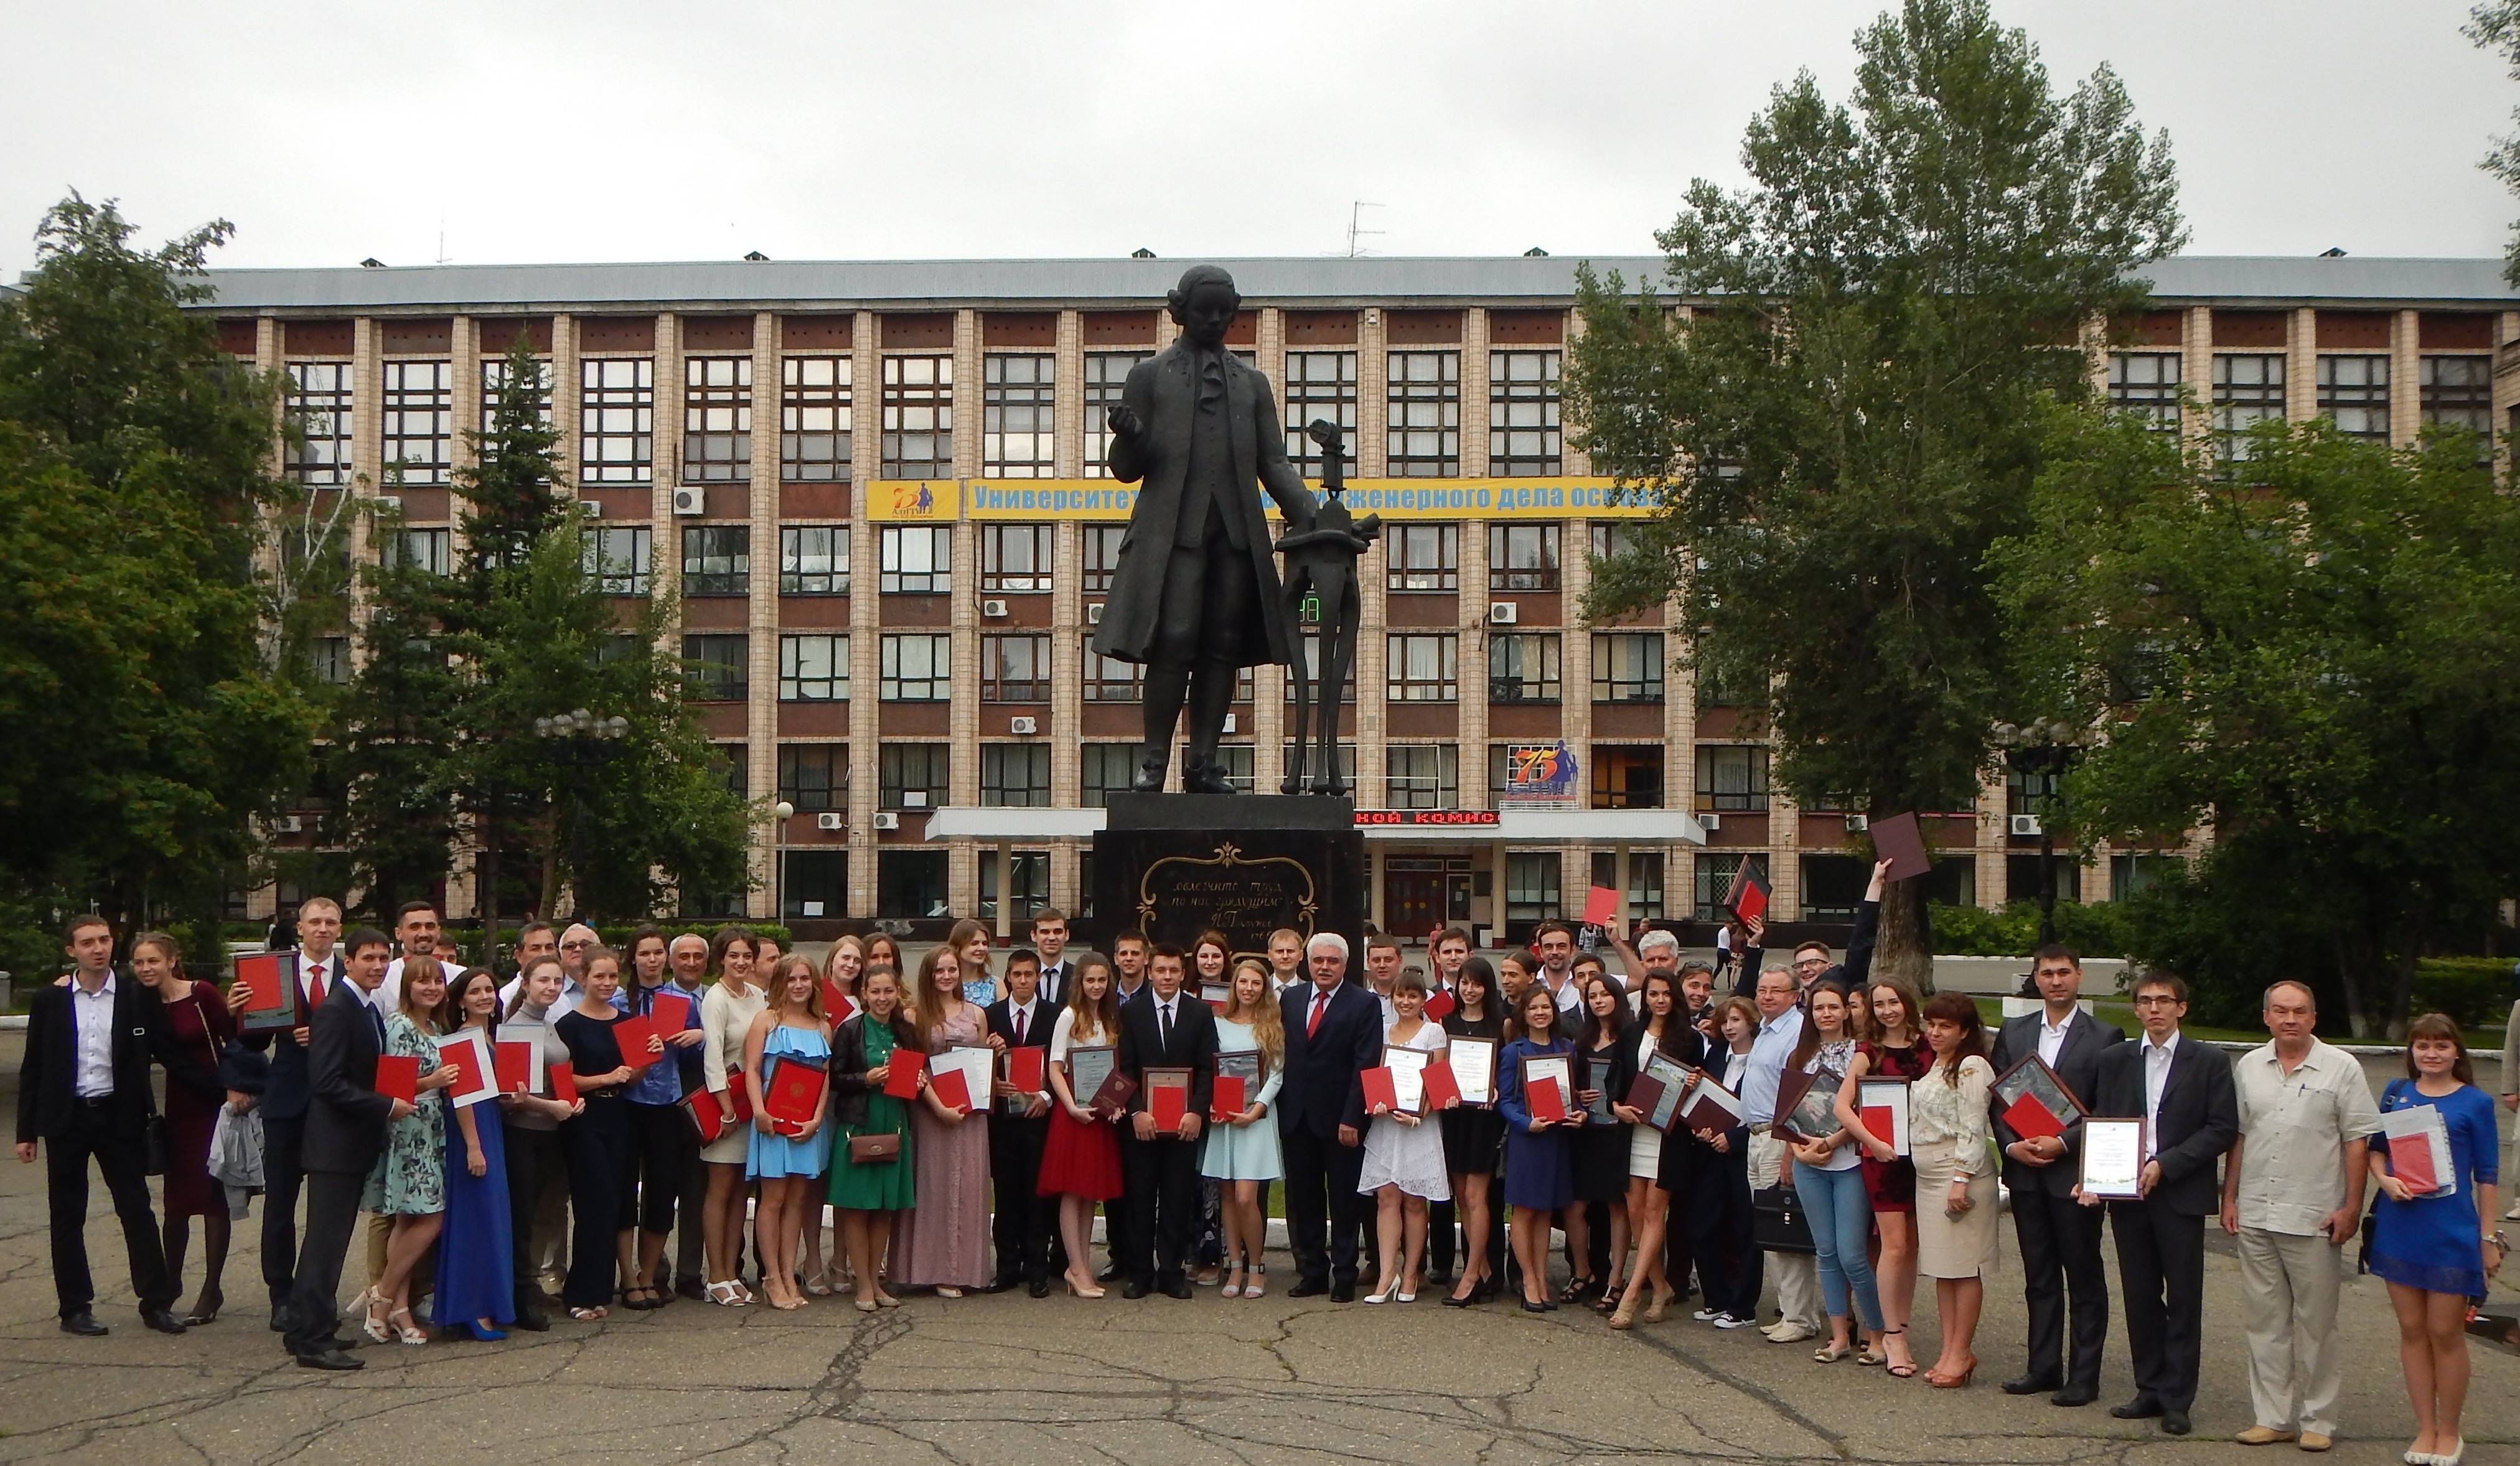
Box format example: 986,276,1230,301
1751,1182,1815,1254
848,1130,901,1164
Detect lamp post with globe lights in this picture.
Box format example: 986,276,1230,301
533,708,629,920
771,800,795,924
1992,718,2086,951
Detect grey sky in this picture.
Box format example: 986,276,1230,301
4,0,2513,280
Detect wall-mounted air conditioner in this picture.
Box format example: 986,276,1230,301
671,487,705,515
370,495,400,513
1009,716,1038,735
981,599,1009,618
1698,813,1720,832
871,811,901,830
2011,814,2043,837
1845,814,1868,832
1087,602,1105,623
1488,602,1517,625
815,812,843,831
274,815,304,834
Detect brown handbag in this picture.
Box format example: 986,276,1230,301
847,1130,901,1164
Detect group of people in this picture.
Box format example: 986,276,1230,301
13,880,2506,1462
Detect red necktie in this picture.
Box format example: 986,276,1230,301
1308,991,1328,1039
307,960,326,1007
1014,1007,1027,1046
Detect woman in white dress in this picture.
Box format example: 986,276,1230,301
1910,991,1999,1389
1359,969,1451,1303
697,927,766,1305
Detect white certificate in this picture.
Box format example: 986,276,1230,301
935,1045,996,1107
1385,1046,1431,1115
1447,1037,1498,1106
2079,1117,2147,1200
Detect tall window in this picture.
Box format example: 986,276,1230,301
880,355,952,479
1695,744,1769,811
777,525,848,594
1489,523,1560,591
1588,523,1631,564
878,525,951,594
1387,634,1458,701
382,527,451,577
580,358,654,483
2213,354,2285,460
879,633,952,701
978,851,1052,921
1080,744,1138,806
877,744,949,808
680,525,749,595
307,636,351,685
981,524,1052,592
2421,355,2493,434
981,634,1050,701
1082,525,1127,594
479,357,553,440
1081,352,1150,475
1505,852,1561,923
1086,652,1143,702
681,633,747,702
780,356,851,481
1386,744,1459,809
1591,632,1665,703
581,525,653,595
777,633,848,701
380,360,451,485
1488,632,1562,703
2108,352,2181,434
284,362,354,485
1387,524,1459,591
1280,740,1355,788
1282,351,1358,477
1590,851,1665,919
2316,356,2389,439
1590,744,1664,808
1694,853,1767,922
982,354,1055,477
776,743,848,811
1489,350,1562,475
681,357,751,482
710,742,748,798
980,744,1051,806
1387,351,1460,475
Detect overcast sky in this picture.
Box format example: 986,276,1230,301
4,0,2514,281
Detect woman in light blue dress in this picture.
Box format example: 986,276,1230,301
1202,960,1285,1299
743,960,831,1310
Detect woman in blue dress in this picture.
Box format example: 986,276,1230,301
435,967,514,1340
2368,1013,2503,1466
1497,983,1575,1314
1201,959,1285,1299
744,958,832,1311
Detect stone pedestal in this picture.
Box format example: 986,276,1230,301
1090,794,1364,958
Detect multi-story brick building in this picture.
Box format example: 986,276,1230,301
194,253,2520,941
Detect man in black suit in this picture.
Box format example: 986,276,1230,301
2079,971,2237,1437
985,948,1057,1296
1276,931,1378,1302
283,928,410,1370
14,915,217,1337
1115,943,1217,1298
241,894,344,1330
1990,945,2126,1408
1029,910,1071,1011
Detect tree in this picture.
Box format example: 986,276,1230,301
2466,3,2520,285
329,502,466,913
1563,0,2184,983
1994,411,2520,1037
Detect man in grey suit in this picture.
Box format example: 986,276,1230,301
1990,945,2124,1407
1092,264,1316,793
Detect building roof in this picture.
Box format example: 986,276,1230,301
159,253,2520,315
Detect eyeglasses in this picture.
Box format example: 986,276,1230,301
2132,995,2181,1007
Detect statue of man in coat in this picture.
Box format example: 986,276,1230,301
1092,266,1317,793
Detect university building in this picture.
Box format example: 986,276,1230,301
192,253,2519,941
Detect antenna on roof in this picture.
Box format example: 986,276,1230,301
1346,202,1384,258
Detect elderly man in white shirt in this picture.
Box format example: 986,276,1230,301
1742,965,1822,1343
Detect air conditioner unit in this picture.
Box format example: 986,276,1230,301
1698,813,1720,832
870,811,901,830
1488,602,1517,625
2010,814,2043,837
1086,602,1105,624
815,812,843,831
1845,814,1869,832
1009,716,1038,735
671,487,705,515
981,598,1009,618
274,815,304,834
902,790,928,808
369,494,400,513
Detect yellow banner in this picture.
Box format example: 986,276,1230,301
956,477,1657,522
864,480,960,521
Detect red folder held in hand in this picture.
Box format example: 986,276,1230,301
1422,988,1456,1022
612,1015,658,1065
822,980,854,1022
1361,1066,1400,1116
2002,1090,2067,1142
550,1062,579,1104
882,1052,925,1100
929,1066,972,1114
1725,862,1771,924
1422,1058,1463,1112
648,990,693,1032
233,953,285,1013
1211,1074,1246,1121
764,1060,827,1129
1003,1047,1045,1094
2387,1130,2440,1194
1582,884,1620,925
374,1055,420,1105
1526,1072,1568,1124
494,1042,533,1094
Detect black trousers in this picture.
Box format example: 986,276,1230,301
675,1141,709,1284
561,1101,632,1309
989,1114,1053,1283
1121,1134,1200,1284
2017,1185,2111,1389
1680,1144,1756,1319
283,1168,363,1355
1428,1197,1457,1274
1281,1126,1367,1286
2109,1201,2205,1412
503,1121,565,1300
44,1101,174,1318
625,1102,689,1236
258,1112,305,1304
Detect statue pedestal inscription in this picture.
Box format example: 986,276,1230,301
1092,794,1364,958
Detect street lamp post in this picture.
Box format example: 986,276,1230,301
771,800,795,924
1992,718,2086,951
533,708,629,922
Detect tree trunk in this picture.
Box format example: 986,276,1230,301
1873,877,1934,994
2384,908,2424,1042
2333,931,2372,1040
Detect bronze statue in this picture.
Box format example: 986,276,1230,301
1092,266,1316,793
1277,419,1379,795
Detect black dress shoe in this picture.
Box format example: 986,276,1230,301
2110,1396,2164,1420
269,1304,291,1333
59,1311,108,1337
2160,1409,2191,1436
675,1277,706,1302
1329,1282,1356,1304
1096,1263,1123,1284
296,1347,364,1371
1183,763,1237,795
980,1277,1017,1295
512,1300,551,1332
1120,1278,1151,1300
1287,1278,1329,1298
2051,1384,2097,1408
1441,1292,1473,1309
1028,1276,1052,1299
2003,1373,2064,1396
141,1308,187,1335
1159,1277,1194,1300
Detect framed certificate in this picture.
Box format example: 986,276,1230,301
1199,979,1231,1011
1582,1055,1618,1125
1382,1045,1433,1116
1778,1073,1843,1144
1143,1067,1194,1129
2078,1117,2146,1200
1446,1036,1499,1106
1855,1077,1913,1157
932,1046,995,1114
1993,1053,2086,1142
1520,1052,1574,1122
1216,1049,1263,1087
1066,1044,1118,1111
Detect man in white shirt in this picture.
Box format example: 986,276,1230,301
1362,933,1404,1020
377,900,447,1017
1267,928,1308,994
1532,921,1581,1013
2220,981,2379,1452
1112,930,1151,1005
1742,966,1821,1342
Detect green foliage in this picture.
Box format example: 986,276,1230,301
2465,3,2520,286
1927,899,2137,959
2410,957,2516,1031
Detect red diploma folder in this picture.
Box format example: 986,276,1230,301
2387,1130,2440,1193
1422,988,1456,1022
1422,1058,1463,1111
2002,1090,2066,1142
494,1041,532,1094
680,1084,749,1143
1211,1073,1246,1121
1003,1047,1045,1094
1147,1076,1187,1131
1581,884,1620,925
550,1062,579,1104
929,1066,973,1114
374,1054,421,1104
1725,862,1771,923
611,1015,657,1065
822,980,854,1022
882,1051,926,1100
234,952,285,1013
764,1060,827,1129
1525,1071,1568,1124
648,990,692,1032
434,1032,492,1106
1361,1066,1400,1116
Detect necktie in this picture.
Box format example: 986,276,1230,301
307,959,326,1007
1014,1007,1027,1046
1198,347,1226,408
1308,991,1327,1040
1159,1001,1174,1050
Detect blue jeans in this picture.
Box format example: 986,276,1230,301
1792,1159,1882,1332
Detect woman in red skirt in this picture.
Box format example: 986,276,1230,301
131,931,240,1326
1038,953,1125,1298
1837,975,1931,1377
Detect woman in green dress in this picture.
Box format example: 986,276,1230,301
829,964,919,1311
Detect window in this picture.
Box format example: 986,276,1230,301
1282,351,1358,477
879,633,952,701
1387,633,1458,701
2213,354,2285,459
780,356,852,482
2110,852,2182,901
1488,632,1562,703
1801,854,1866,922
595,633,641,666
981,523,1052,592
479,357,553,441
1505,852,1561,923
579,358,654,483
2420,355,2493,436
307,635,350,684
1590,851,1665,919
1082,525,1126,594
1080,744,1139,806
1488,523,1560,591
978,849,1051,923
981,633,1050,701
2007,854,2081,906
581,525,653,595
776,743,848,811
1385,744,1459,810
1387,523,1459,591
1588,523,1632,564
1591,744,1664,808
877,849,949,918
2005,765,2059,818
1592,632,1665,703
380,360,452,485
1386,350,1460,475
777,633,848,701
284,362,354,485
879,525,952,594
1489,350,1562,475
710,742,747,797
1086,653,1143,702
1081,352,1150,476
682,357,751,482
982,354,1055,477
880,355,952,479
980,744,1051,806
2108,352,2182,434
681,633,747,701
2316,355,2389,439
778,525,848,594
680,525,749,595
1693,853,1767,922
782,850,847,920
1695,744,1769,811
878,744,949,809
1281,740,1356,788
382,527,451,576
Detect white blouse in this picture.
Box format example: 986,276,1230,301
1908,1054,1995,1177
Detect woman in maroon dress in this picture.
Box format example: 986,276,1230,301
131,931,241,1325
1835,975,1929,1378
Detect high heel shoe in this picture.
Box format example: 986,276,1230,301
706,1280,748,1307
1608,1294,1639,1330
386,1307,428,1345
1880,1327,1918,1378
1362,1280,1399,1304
1643,1289,1674,1324
1242,1264,1266,1300
182,1292,223,1327
357,1287,390,1343
1926,1355,1977,1389
802,1266,834,1298
464,1320,508,1342
1064,1272,1107,1300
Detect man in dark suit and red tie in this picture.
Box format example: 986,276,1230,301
282,928,411,1370
242,894,344,1331
985,948,1057,1296
1277,932,1379,1302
